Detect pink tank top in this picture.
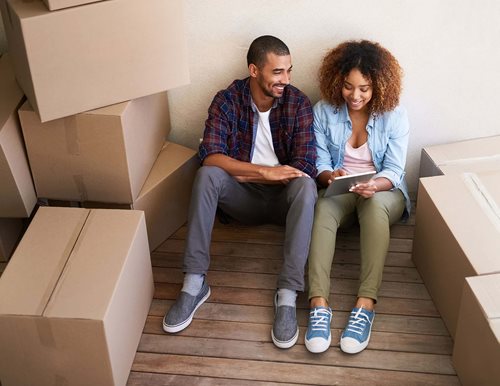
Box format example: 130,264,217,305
341,142,376,175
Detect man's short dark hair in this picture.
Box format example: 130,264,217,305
247,35,290,68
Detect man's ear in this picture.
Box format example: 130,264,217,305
249,63,258,78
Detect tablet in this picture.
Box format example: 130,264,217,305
323,171,376,197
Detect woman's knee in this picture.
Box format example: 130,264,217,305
358,192,403,225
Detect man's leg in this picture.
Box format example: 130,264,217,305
164,166,269,333
269,177,318,348
274,177,318,291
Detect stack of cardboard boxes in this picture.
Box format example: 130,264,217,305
0,53,34,261
0,0,200,385
412,135,500,385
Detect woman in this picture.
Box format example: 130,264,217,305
305,40,410,354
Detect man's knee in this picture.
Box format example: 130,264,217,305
288,177,318,204
194,165,229,188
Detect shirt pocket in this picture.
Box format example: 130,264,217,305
327,142,341,167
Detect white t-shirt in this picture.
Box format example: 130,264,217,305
251,108,280,167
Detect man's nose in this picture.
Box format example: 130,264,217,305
281,72,290,85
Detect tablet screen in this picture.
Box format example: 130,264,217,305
323,171,376,197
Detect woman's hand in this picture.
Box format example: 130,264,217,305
327,169,347,184
349,179,378,198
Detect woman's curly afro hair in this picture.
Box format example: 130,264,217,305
319,40,403,114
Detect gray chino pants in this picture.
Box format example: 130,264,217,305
183,166,318,292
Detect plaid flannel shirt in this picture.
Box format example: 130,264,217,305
199,78,316,177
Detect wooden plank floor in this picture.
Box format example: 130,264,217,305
127,212,461,386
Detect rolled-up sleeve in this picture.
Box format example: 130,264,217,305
313,101,335,176
374,107,409,188
288,97,317,177
198,92,230,163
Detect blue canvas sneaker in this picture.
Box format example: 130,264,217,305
340,307,375,354
305,306,332,353
163,280,211,333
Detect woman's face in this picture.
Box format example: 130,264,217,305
342,68,372,113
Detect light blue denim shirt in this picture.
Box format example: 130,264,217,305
314,100,411,219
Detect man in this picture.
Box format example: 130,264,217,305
163,35,317,349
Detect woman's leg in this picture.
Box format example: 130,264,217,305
306,192,356,353
308,192,357,305
356,189,405,304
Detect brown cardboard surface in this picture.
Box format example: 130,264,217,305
419,135,500,177
42,0,102,11
18,92,169,203
452,275,500,386
0,54,37,218
1,0,189,122
134,141,199,250
412,172,500,337
0,207,154,386
0,218,24,261
84,141,199,250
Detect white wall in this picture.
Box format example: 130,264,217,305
2,0,500,193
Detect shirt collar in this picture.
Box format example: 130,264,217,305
340,103,376,129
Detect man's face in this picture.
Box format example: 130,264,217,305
253,53,292,99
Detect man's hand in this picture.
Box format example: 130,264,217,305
260,165,309,183
234,165,309,184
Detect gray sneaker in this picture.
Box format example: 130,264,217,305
163,280,211,333
271,292,299,349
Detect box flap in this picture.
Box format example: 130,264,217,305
138,141,197,195
466,274,500,319
0,54,24,128
44,209,145,320
420,172,500,274
424,135,500,168
491,319,500,341
0,207,89,316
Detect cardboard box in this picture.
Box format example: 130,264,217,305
453,274,500,386
42,0,102,11
0,207,154,386
412,171,500,337
1,0,189,122
0,54,37,218
0,217,24,262
18,91,170,203
85,141,199,251
419,135,500,177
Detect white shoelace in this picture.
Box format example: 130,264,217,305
309,308,332,332
345,307,372,335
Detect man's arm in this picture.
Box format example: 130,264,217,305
285,93,316,177
203,154,309,184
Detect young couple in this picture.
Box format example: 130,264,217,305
163,35,410,355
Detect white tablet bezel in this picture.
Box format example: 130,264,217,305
323,171,377,197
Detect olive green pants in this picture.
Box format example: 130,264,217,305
308,189,405,302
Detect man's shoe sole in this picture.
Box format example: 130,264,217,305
162,287,211,333
271,327,299,349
